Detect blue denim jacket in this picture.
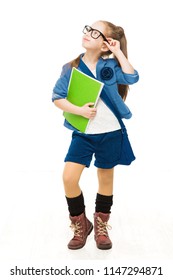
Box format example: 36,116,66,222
52,55,139,131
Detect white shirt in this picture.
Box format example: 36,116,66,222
85,70,121,134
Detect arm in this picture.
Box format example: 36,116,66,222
113,49,134,74
104,39,135,74
53,64,97,119
54,99,97,119
103,39,139,85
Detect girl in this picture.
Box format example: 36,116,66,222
52,20,139,250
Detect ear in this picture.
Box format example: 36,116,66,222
100,42,109,53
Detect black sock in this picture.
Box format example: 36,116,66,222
95,193,113,213
66,192,85,217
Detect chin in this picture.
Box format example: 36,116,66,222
82,43,88,49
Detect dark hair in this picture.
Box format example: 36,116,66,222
70,20,129,100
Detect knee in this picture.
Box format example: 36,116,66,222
62,169,78,187
63,170,72,187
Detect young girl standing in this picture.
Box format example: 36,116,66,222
52,20,139,250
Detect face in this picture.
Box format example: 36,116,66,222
82,21,107,51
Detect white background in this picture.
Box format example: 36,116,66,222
0,0,173,278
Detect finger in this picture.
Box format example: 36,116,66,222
106,38,114,44
90,110,96,116
91,107,97,111
110,39,116,46
90,114,96,119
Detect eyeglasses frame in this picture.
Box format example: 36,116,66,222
83,25,109,44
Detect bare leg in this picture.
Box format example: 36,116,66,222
63,162,86,198
97,168,114,195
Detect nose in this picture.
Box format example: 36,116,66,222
86,31,92,39
85,28,92,36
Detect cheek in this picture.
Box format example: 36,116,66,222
82,37,103,50
92,38,103,48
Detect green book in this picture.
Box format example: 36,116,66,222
63,67,104,133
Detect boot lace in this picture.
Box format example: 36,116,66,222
96,217,112,236
70,222,82,237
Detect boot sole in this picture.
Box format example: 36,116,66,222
96,243,112,250
68,223,93,250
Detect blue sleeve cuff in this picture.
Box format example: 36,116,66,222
122,70,139,84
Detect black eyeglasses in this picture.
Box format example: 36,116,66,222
83,25,109,43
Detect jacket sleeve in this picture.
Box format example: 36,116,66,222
115,64,139,85
52,64,72,102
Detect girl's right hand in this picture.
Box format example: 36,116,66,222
80,102,97,119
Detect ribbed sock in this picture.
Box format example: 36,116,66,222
66,192,85,217
95,193,113,213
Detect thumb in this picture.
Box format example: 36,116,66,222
85,102,95,107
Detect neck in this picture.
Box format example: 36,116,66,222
82,51,100,71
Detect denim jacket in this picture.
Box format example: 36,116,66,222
52,54,139,131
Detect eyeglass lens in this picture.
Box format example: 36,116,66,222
83,26,102,39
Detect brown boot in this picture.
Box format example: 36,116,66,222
94,212,112,250
68,212,93,250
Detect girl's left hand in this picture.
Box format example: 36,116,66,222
104,38,121,53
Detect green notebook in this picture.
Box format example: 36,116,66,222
63,67,104,133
